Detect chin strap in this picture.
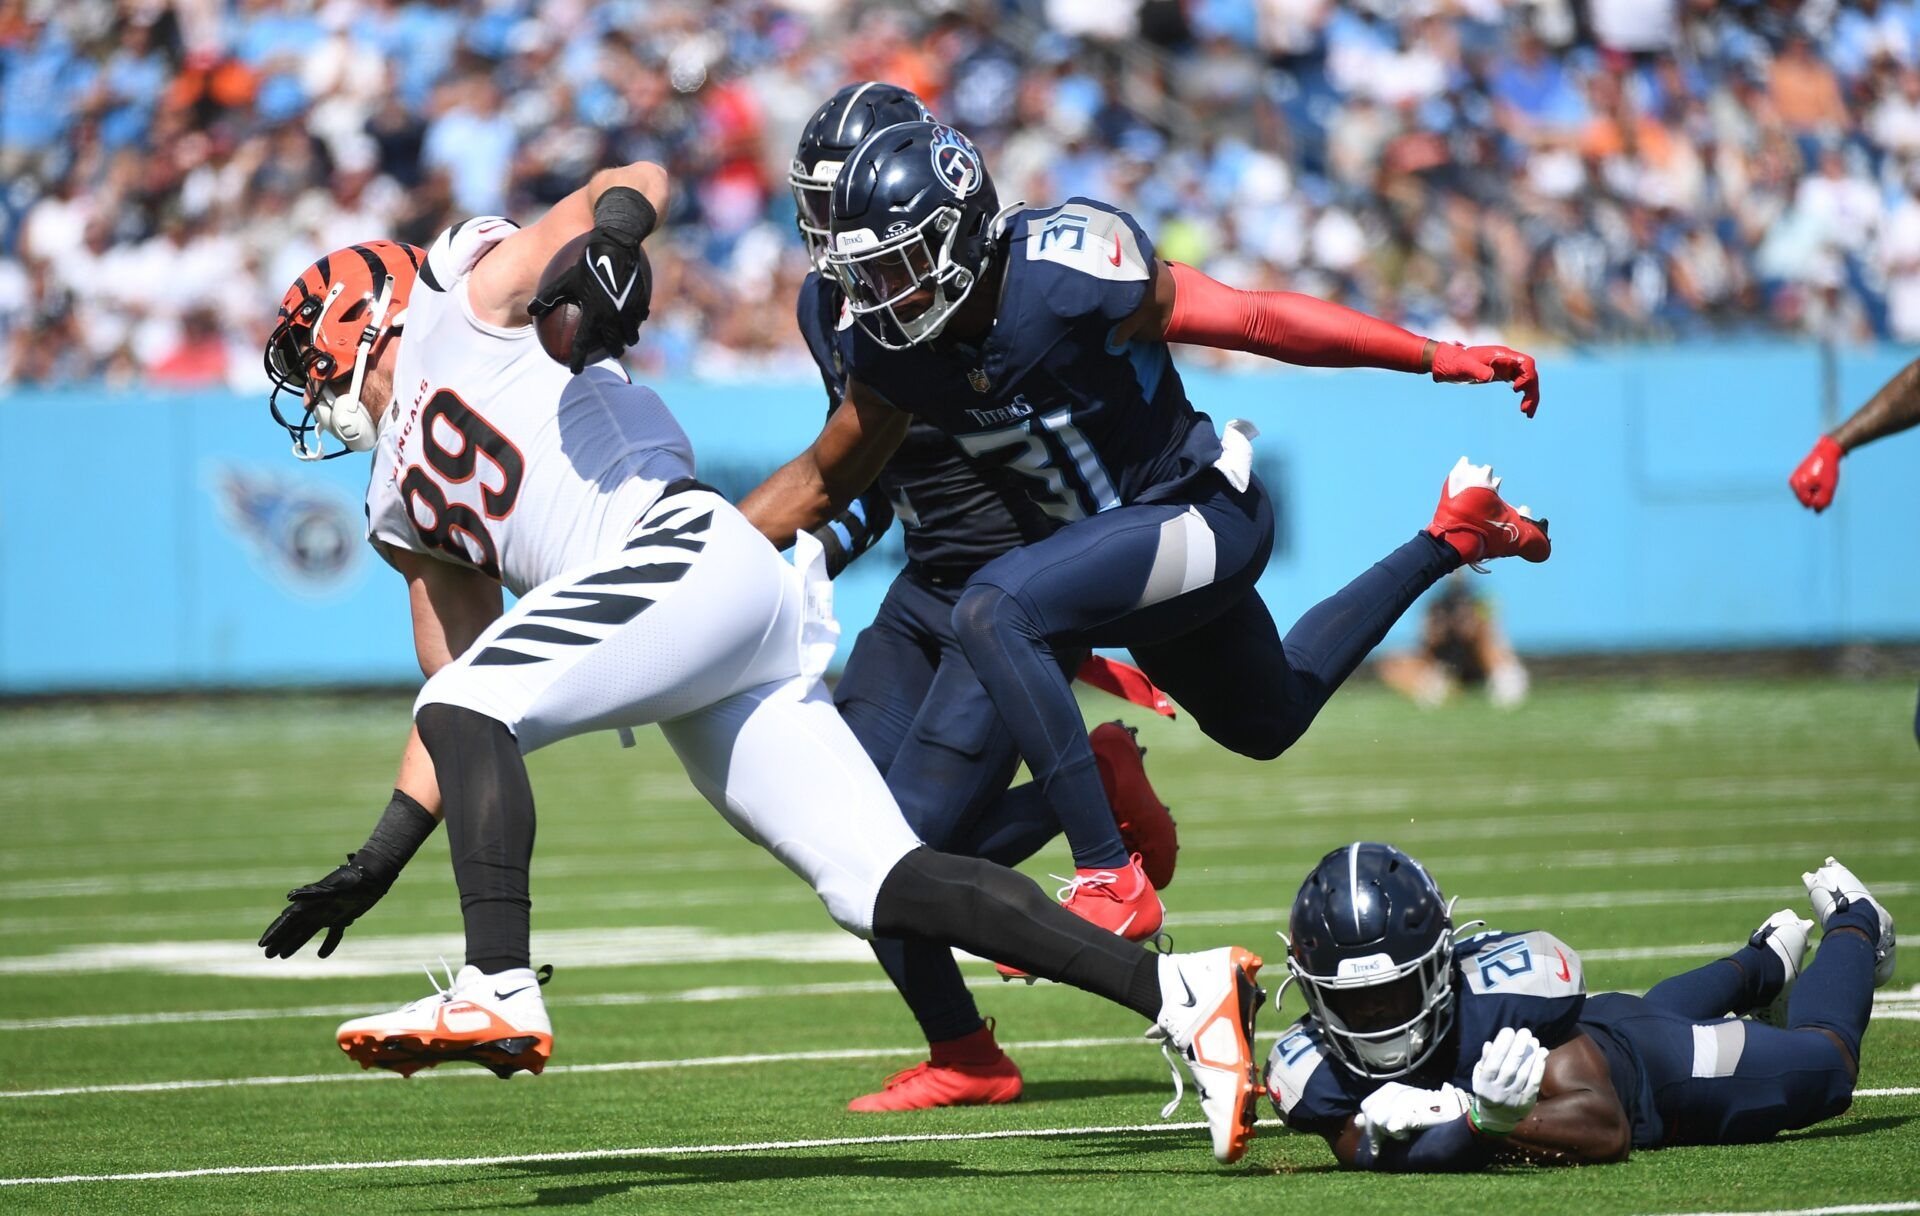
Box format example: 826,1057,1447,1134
294,275,397,462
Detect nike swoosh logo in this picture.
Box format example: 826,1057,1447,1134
1553,949,1571,982
1491,520,1518,541
494,985,535,1001
592,253,635,310
1175,969,1197,1008
1115,911,1138,936
1107,234,1123,267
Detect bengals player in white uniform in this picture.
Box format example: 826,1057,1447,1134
255,160,1271,1164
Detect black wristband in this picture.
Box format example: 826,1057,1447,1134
593,186,657,246
353,788,438,883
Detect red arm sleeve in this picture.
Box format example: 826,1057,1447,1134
1162,261,1434,373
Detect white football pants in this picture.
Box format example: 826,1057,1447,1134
417,487,922,936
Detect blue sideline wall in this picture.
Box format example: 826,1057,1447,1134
2,343,1915,693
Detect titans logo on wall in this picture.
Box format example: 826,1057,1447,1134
212,466,359,591
929,125,983,198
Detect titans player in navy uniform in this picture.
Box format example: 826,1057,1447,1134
1265,843,1896,1169
787,85,1181,1111
744,120,1550,935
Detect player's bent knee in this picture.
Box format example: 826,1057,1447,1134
951,584,1041,656
415,702,513,752
1192,707,1308,762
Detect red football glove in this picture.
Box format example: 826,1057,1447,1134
1789,435,1843,512
1431,343,1541,417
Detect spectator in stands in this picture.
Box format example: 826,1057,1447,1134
2,0,1916,392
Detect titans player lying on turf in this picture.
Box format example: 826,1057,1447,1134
789,83,1181,1112
743,120,1551,952
252,158,1270,1165
1266,843,1897,1170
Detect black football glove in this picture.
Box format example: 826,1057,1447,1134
527,236,652,373
258,855,394,960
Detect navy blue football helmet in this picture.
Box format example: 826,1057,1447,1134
790,82,931,268
827,119,1001,348
1285,842,1458,1079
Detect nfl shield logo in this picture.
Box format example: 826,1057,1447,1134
968,367,991,393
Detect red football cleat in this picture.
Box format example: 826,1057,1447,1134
1425,457,1550,570
997,855,1164,982
1090,721,1178,890
847,1021,1023,1112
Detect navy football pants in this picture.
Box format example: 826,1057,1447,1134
956,472,1458,870
1586,900,1878,1146
835,568,1081,1045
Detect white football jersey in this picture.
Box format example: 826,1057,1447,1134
367,218,695,597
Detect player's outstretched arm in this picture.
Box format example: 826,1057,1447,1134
1791,354,1920,512
741,377,910,549
468,160,670,331
1115,259,1540,416
1492,1031,1632,1166
260,550,502,959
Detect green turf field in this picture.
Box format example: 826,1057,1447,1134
0,678,1914,1213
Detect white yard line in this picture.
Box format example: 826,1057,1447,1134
1172,883,1920,929
0,1035,1141,1100
4,1009,1915,1103
0,1120,1217,1187
0,979,920,1032
7,974,1917,1034
1646,1204,1920,1216
4,1109,1919,1190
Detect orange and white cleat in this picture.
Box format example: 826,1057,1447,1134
996,854,1165,982
847,1020,1023,1112
336,962,552,1079
1425,457,1550,570
1090,721,1178,890
1149,946,1267,1164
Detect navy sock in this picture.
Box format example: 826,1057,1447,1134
1644,945,1782,1019
953,585,1129,871
868,937,985,1047
1279,532,1458,701
1789,901,1882,1063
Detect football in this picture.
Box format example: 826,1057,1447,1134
532,232,606,367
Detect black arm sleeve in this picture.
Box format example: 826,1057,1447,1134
808,481,894,578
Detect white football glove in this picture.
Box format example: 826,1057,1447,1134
1469,1026,1548,1136
1357,1081,1471,1150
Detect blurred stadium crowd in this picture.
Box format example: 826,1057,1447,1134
2,0,1916,391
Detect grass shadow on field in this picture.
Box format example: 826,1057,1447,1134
404,1129,1217,1209
1774,1113,1916,1142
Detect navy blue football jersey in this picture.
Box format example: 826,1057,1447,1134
843,199,1224,523
797,271,1048,573
1265,930,1588,1135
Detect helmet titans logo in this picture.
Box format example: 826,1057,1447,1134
929,125,983,199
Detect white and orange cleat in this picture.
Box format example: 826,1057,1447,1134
1149,946,1266,1164
336,963,553,1079
996,854,1165,982
1426,457,1551,570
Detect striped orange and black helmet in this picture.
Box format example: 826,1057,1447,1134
265,240,423,457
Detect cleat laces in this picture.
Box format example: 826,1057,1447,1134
1052,869,1121,904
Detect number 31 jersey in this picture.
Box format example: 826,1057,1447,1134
366,218,696,597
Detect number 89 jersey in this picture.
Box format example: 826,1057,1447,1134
1265,930,1588,1134
366,219,696,597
